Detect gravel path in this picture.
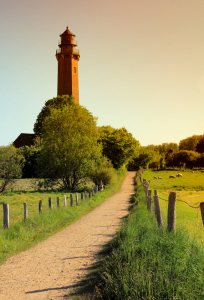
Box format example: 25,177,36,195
0,172,136,300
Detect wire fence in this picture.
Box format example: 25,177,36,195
141,176,204,245
1,183,103,230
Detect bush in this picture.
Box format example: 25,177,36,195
90,157,116,186
0,145,24,192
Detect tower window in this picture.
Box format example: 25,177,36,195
74,67,76,73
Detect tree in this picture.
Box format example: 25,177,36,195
196,137,204,154
33,95,75,137
0,145,24,192
165,148,175,166
18,140,41,178
173,150,200,168
89,156,116,186
99,126,140,169
179,135,203,151
37,104,102,190
128,147,159,170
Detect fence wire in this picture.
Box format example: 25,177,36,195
143,182,204,246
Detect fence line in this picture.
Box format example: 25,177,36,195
142,178,204,232
1,183,104,230
159,196,201,209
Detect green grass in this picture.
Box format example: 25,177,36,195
0,169,126,265
143,169,204,246
144,169,204,191
69,171,204,300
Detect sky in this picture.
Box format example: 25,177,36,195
1,0,204,147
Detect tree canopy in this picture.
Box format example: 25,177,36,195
98,126,140,169
0,145,24,192
173,150,201,168
18,140,41,178
196,137,204,154
33,95,75,136
37,104,101,189
179,135,203,151
146,143,179,155
128,147,160,170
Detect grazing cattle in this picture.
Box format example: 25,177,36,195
158,176,162,179
153,176,158,179
169,175,176,179
176,173,183,177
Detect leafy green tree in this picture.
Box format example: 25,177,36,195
37,104,101,190
165,148,175,166
159,155,166,169
0,145,24,192
99,126,140,169
33,95,75,137
89,156,116,186
146,143,179,155
197,154,204,167
18,140,41,178
179,135,203,151
196,137,204,154
173,150,201,168
128,148,159,170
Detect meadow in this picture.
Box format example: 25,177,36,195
0,170,126,265
143,169,204,245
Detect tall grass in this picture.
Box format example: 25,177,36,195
83,172,204,299
144,169,204,247
0,168,126,265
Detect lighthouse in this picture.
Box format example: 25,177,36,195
56,27,80,104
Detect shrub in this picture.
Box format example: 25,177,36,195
90,157,116,186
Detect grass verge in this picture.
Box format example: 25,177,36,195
0,169,126,266
70,172,204,299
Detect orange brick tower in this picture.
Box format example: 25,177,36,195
56,27,80,104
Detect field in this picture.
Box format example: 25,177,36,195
0,171,126,265
143,169,204,245
70,171,204,299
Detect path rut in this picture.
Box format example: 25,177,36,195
0,171,136,299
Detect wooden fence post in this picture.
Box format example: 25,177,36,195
167,191,177,232
92,188,94,196
48,197,53,209
98,180,102,191
11,188,13,192
143,180,149,203
200,202,204,226
153,190,162,226
57,197,60,208
81,192,83,200
84,191,87,199
70,194,73,207
76,193,78,205
139,166,143,183
147,190,152,211
3,204,9,229
39,200,42,213
64,195,67,207
23,202,27,221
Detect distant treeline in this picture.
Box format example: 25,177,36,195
128,134,204,170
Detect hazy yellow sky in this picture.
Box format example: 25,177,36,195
1,0,204,146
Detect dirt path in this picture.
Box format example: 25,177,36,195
0,172,136,300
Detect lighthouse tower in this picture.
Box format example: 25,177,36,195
56,27,80,104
